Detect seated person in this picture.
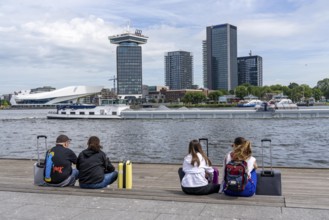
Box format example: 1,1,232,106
221,137,258,197
77,136,118,189
178,140,220,195
44,135,79,187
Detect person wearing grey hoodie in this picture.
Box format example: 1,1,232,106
77,136,118,189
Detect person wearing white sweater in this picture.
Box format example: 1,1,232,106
178,140,220,195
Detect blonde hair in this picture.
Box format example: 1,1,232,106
232,137,252,161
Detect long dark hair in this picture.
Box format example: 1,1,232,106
188,140,212,167
87,136,102,152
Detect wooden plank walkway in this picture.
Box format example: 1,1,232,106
0,159,328,210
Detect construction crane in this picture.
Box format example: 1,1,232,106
109,76,117,94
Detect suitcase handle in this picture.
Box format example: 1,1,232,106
37,135,48,164
260,138,273,172
260,170,274,177
261,138,271,142
199,138,208,157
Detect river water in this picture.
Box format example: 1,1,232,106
0,109,328,168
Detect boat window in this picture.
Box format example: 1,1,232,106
79,112,85,115
89,112,95,115
112,112,117,115
70,112,76,115
61,112,66,115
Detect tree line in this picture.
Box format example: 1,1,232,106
182,78,329,104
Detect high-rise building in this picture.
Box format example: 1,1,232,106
165,51,193,90
203,24,238,91
237,54,263,86
109,29,148,99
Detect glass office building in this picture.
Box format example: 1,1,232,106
203,24,238,91
165,51,193,90
237,55,263,86
109,30,148,99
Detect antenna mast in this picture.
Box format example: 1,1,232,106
109,76,117,94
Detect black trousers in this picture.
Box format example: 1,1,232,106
178,168,220,195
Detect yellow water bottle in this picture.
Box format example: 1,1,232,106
118,161,123,189
125,160,132,189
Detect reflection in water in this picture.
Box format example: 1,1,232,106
0,109,329,168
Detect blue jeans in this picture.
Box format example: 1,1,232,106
224,169,257,197
79,171,118,189
46,168,79,187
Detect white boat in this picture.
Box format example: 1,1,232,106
47,100,130,119
274,99,298,109
255,101,275,112
237,99,263,107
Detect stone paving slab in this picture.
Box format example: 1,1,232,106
1,191,328,220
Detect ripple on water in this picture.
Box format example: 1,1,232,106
1,110,329,168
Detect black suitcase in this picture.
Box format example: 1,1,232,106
256,138,282,196
199,138,209,157
198,138,219,184
33,135,47,186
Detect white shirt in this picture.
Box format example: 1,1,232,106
181,152,214,188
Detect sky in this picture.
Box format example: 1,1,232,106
0,0,328,95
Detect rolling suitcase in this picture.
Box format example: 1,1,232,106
199,138,219,184
33,135,47,186
256,138,282,196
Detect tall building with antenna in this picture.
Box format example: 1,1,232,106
237,51,263,86
109,28,148,99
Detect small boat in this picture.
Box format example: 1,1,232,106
255,101,275,112
274,99,298,109
237,100,263,107
47,99,130,119
296,97,315,107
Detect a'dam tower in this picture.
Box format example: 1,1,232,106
109,29,148,99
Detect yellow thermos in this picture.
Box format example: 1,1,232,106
125,160,132,189
118,161,123,189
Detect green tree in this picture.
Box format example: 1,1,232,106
208,90,223,102
288,82,299,89
312,87,322,101
316,78,329,99
235,85,248,99
182,92,206,104
260,86,273,100
300,84,312,99
270,84,284,94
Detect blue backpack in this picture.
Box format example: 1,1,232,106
44,150,54,182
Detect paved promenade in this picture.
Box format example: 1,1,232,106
0,159,329,220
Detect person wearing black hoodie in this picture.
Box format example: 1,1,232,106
77,136,118,189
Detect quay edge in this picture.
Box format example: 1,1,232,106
121,108,329,119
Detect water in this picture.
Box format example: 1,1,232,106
1,109,329,168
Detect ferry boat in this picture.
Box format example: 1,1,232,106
47,99,130,119
46,99,329,120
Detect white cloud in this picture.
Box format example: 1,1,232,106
0,0,328,94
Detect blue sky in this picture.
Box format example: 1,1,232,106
0,0,328,94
